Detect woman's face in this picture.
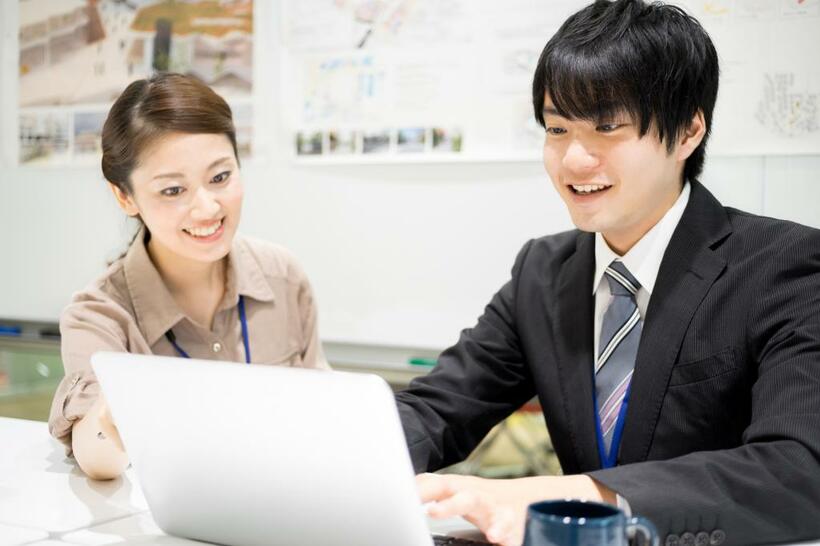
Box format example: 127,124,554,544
113,132,243,265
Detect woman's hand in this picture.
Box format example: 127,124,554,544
72,394,129,480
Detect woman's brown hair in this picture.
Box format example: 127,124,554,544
101,72,238,195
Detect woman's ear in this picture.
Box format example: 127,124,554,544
676,109,707,162
108,182,140,217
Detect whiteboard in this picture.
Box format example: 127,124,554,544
1,1,819,352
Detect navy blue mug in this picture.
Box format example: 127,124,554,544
523,499,658,546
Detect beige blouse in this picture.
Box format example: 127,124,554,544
49,230,329,452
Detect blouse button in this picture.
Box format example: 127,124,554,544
212,341,222,353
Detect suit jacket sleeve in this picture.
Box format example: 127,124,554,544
588,224,820,545
396,240,538,473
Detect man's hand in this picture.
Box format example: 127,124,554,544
418,473,616,546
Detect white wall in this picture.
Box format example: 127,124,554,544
1,2,818,363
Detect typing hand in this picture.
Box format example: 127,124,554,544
418,473,614,546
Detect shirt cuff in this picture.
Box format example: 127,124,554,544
48,371,99,454
616,493,632,517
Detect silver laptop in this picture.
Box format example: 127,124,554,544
91,352,485,546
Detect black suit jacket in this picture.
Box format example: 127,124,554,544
396,180,820,545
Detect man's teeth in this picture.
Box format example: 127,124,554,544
184,220,222,237
572,184,611,194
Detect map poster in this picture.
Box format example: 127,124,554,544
282,0,820,162
18,0,254,166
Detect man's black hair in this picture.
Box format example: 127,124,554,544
532,0,719,182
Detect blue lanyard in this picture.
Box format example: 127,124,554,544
165,295,251,364
591,368,632,469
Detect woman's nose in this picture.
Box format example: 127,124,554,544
190,187,221,219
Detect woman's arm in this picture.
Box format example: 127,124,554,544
71,394,129,479
50,288,140,479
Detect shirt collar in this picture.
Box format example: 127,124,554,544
223,237,276,309
123,227,186,346
592,181,691,296
123,228,275,346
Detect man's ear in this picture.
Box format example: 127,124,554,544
108,182,140,217
676,109,707,162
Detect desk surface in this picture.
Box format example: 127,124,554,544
0,417,480,545
0,417,156,545
1,417,818,546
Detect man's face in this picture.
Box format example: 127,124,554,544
542,96,686,254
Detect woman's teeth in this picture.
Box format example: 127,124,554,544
184,219,222,238
571,184,611,194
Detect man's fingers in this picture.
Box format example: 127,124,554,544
417,473,474,502
485,506,522,546
429,491,520,546
417,476,525,546
416,473,454,503
427,489,491,522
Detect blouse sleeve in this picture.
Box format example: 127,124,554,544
48,289,134,454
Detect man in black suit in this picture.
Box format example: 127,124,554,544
395,1,820,545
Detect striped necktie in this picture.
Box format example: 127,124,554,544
596,261,643,455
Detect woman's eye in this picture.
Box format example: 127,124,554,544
211,171,231,184
546,127,567,136
597,123,621,133
161,186,184,197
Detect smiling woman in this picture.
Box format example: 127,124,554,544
48,73,330,480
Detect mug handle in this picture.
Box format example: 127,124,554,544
626,516,659,546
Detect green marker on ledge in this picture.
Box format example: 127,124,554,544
408,357,437,367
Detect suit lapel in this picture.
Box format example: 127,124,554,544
618,181,732,463
553,232,600,471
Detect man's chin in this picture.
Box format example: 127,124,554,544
568,216,609,235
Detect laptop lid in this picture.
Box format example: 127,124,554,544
91,352,434,546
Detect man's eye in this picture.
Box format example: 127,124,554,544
546,127,567,135
161,186,184,197
597,123,621,133
212,171,231,184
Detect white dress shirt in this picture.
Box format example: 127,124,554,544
590,182,690,510
592,182,691,360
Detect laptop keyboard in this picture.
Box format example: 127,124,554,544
432,535,491,545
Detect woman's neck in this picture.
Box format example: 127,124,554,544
146,237,226,327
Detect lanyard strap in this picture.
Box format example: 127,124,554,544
237,295,251,363
591,368,632,469
165,295,251,364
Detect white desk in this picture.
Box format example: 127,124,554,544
0,417,158,545
1,417,818,546
0,417,481,546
